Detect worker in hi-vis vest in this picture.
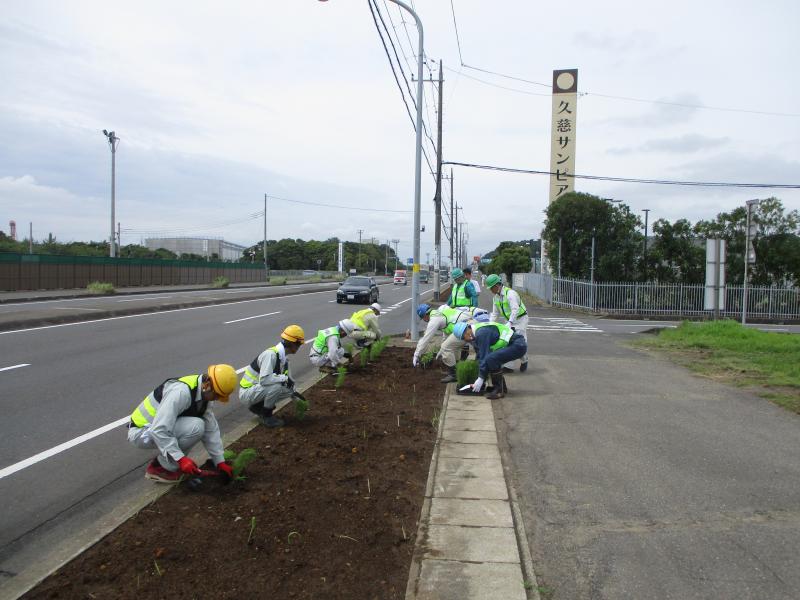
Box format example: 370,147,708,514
447,268,478,308
452,321,527,400
128,364,238,483
486,274,529,372
349,303,382,346
239,325,305,429
309,319,354,372
413,303,489,382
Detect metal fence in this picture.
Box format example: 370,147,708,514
514,272,800,320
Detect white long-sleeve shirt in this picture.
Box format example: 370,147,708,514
413,314,447,361
490,286,524,326
147,379,225,465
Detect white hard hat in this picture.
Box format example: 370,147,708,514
338,319,355,335
370,303,382,312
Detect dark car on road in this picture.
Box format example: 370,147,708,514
336,276,379,304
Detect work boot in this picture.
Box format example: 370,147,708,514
519,360,528,373
485,372,505,400
259,408,284,428
145,457,183,483
440,366,457,383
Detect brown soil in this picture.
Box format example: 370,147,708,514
25,346,443,600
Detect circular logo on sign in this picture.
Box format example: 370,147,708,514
556,72,575,91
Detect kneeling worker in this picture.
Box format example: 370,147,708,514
128,364,238,483
239,324,305,428
350,303,382,347
452,321,527,399
309,319,355,372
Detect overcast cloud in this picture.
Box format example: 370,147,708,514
1,0,798,263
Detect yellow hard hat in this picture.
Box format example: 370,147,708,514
281,324,305,344
207,364,237,402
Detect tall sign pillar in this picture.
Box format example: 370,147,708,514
543,68,578,274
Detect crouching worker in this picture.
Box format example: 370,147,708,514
413,304,489,383
128,364,238,483
309,319,354,372
350,303,382,347
239,325,305,428
452,321,527,399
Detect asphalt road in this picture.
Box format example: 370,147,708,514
0,281,434,586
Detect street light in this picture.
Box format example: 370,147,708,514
319,0,424,340
102,129,119,257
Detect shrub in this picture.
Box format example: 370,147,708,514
335,366,348,388
212,276,229,288
369,338,388,361
87,281,115,295
456,360,479,386
269,276,287,285
307,275,322,283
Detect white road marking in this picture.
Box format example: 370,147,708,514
0,289,335,336
224,311,281,324
0,363,250,481
529,317,603,332
52,306,104,311
0,363,30,372
116,295,174,302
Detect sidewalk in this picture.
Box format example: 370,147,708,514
405,383,537,600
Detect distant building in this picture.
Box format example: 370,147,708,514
144,237,246,261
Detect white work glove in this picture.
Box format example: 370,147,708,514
471,377,484,392
276,374,288,384
412,354,419,367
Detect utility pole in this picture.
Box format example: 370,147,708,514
742,199,760,325
102,129,119,257
433,60,444,300
29,222,33,254
590,231,596,310
454,203,460,268
392,239,400,270
357,229,364,273
117,222,121,256
264,194,269,279
384,240,388,275
641,208,650,281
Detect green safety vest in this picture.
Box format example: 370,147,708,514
313,326,340,353
494,287,527,321
130,375,206,428
472,322,514,352
449,281,472,307
432,305,478,335
350,308,373,329
239,344,285,389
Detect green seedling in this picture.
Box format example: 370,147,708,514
153,560,163,576
369,337,388,361
223,448,257,480
344,342,354,356
455,359,479,386
360,349,369,367
247,517,257,545
335,366,348,388
419,349,436,368
294,397,309,420
430,408,440,429
287,531,300,544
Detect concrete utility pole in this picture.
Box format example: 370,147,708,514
742,199,760,325
29,222,33,254
357,229,364,273
392,239,400,270
264,194,269,279
384,241,389,275
641,208,651,281
454,203,460,268
102,129,119,257
433,60,444,300
449,169,454,270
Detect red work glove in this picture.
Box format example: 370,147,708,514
178,456,201,475
216,461,234,481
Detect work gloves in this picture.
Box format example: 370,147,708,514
216,461,234,483
284,375,295,390
343,352,353,359
412,354,419,367
471,377,484,393
178,456,201,475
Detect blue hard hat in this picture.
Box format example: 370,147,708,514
416,303,431,318
452,321,470,340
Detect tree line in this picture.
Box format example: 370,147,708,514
541,192,800,285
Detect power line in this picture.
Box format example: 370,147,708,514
449,0,464,65
268,194,434,213
443,161,800,189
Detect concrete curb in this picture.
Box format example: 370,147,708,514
0,374,326,600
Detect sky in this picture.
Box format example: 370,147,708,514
1,0,798,266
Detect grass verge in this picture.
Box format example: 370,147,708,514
632,319,800,413
86,281,115,294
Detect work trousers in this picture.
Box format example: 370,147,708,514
485,334,528,373
437,333,464,367
309,347,345,368
127,417,203,471
239,382,292,415
504,314,529,367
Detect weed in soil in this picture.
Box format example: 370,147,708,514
24,347,444,600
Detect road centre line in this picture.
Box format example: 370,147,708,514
0,364,250,481
116,295,174,302
0,363,30,372
0,288,336,336
224,311,281,324
52,306,104,311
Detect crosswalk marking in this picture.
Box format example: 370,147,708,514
528,317,603,333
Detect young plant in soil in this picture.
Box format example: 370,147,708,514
369,337,388,361
223,448,257,480
360,348,369,368
419,349,437,369
294,396,309,419
335,366,348,388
